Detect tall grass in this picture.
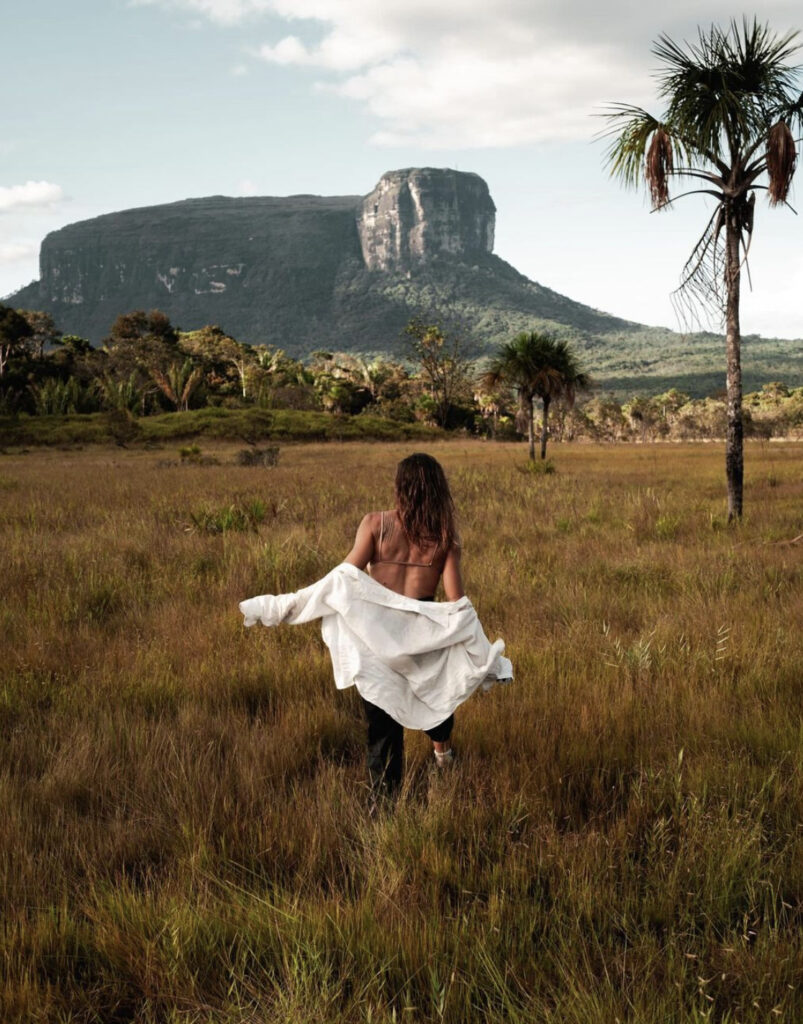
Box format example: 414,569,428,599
1,441,801,1022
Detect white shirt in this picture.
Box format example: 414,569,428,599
239,562,513,730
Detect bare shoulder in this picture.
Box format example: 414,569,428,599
359,510,382,533
345,512,381,569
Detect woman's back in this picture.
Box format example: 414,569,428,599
345,508,463,601
369,509,447,599
344,453,464,602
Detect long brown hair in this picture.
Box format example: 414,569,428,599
394,453,457,551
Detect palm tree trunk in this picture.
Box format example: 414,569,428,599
528,398,535,462
725,209,744,521
540,396,550,459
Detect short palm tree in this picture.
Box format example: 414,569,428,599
604,19,802,520
482,332,589,461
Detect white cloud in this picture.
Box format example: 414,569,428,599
235,178,261,195
332,44,646,148
136,0,803,148
0,181,65,213
130,0,274,24
254,1,802,148
257,35,314,66
0,242,38,265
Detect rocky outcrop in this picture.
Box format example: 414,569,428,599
358,168,495,271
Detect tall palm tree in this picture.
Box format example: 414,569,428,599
482,332,589,461
604,19,802,520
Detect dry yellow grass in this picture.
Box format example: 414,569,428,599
1,440,801,1022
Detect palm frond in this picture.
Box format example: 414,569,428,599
601,106,665,189
150,367,178,407
767,120,797,204
671,203,730,331
655,20,802,162
646,129,674,207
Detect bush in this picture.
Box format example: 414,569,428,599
236,447,280,467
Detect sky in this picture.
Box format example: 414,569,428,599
2,0,803,339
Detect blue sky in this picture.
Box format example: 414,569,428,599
2,0,802,339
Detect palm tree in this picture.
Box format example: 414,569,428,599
150,359,203,412
482,332,589,461
604,19,802,520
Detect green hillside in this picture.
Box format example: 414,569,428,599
333,254,802,396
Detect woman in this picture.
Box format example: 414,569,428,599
343,452,464,796
239,452,512,807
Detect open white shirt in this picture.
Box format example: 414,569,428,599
239,562,513,730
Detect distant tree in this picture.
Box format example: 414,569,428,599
482,332,590,460
180,325,258,400
94,372,143,413
248,345,316,410
364,359,415,421
150,360,203,412
17,310,61,360
107,309,178,349
623,396,660,442
253,345,309,386
473,379,512,439
105,310,179,374
584,397,630,442
55,335,93,358
604,19,803,518
404,317,474,427
0,304,33,378
103,310,182,413
308,351,373,415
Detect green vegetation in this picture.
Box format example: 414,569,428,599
2,382,801,449
482,331,590,461
0,407,441,447
353,258,802,393
1,440,801,1021
1,304,801,452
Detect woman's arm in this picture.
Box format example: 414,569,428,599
344,513,376,570
441,544,464,601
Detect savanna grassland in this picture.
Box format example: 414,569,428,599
1,440,801,1023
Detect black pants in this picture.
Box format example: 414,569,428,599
362,698,453,796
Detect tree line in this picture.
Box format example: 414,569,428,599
0,307,587,457
1,304,800,452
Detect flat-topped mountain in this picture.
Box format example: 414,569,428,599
7,168,800,394
7,168,628,350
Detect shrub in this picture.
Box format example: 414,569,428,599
236,447,280,467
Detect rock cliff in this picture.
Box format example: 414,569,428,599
358,168,494,271
13,193,364,349
7,167,629,356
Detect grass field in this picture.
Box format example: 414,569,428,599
1,440,801,1023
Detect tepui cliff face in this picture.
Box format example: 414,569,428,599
358,168,495,271
7,166,628,355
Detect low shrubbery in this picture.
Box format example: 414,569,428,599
0,407,442,447
2,384,801,449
